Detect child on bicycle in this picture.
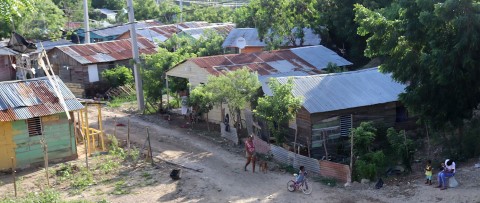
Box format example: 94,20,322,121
295,166,307,185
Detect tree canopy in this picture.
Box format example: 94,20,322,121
354,0,480,129
0,0,34,24
254,78,302,144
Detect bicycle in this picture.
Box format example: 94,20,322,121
287,173,312,194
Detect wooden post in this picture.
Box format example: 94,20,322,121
84,133,89,170
98,104,105,150
323,131,329,160
127,118,131,153
146,127,154,165
84,104,91,156
40,138,50,187
11,157,16,197
114,115,117,138
293,128,298,154
349,114,354,182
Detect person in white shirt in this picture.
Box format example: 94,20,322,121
436,159,455,190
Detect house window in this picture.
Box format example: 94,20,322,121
27,117,42,137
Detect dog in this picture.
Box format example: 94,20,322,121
259,161,268,173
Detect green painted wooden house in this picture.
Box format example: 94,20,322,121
0,77,83,170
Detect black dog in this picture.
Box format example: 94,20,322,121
375,178,384,189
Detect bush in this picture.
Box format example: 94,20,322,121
101,66,134,88
387,128,414,171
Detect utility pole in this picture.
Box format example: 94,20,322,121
83,0,90,43
180,0,183,23
127,0,145,111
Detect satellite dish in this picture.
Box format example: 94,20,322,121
235,37,246,49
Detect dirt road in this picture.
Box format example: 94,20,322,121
97,109,375,203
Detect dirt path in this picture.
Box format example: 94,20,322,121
96,109,375,203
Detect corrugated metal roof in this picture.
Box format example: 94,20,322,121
259,71,310,95
177,45,350,77
98,8,116,15
123,22,231,44
90,21,162,37
273,67,406,113
35,39,73,52
55,38,157,64
0,76,84,121
222,28,321,48
180,24,235,39
290,46,352,69
0,46,18,56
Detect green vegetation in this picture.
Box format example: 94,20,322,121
254,78,302,144
386,128,414,171
107,95,136,108
101,66,134,88
352,122,385,181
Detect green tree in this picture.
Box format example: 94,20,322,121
101,65,134,88
354,0,480,129
0,0,34,24
188,84,215,131
91,0,125,10
386,128,414,171
205,68,261,128
133,0,160,21
160,30,225,57
235,0,319,50
53,0,85,22
158,0,180,24
141,48,195,107
184,5,235,23
15,0,67,40
254,78,302,144
352,122,385,180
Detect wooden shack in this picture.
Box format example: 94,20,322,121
270,67,410,159
48,38,157,97
0,77,84,170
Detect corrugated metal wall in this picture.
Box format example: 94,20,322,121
254,136,321,174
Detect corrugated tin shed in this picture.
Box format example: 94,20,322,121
272,67,406,113
184,45,350,76
222,28,321,48
0,76,84,121
55,38,157,65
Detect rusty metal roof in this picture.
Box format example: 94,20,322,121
182,45,350,77
55,38,157,64
0,76,84,121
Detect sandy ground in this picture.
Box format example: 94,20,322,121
1,106,480,203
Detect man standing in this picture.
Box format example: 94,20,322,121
244,135,256,173
436,159,455,190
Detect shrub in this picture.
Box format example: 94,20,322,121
101,66,134,88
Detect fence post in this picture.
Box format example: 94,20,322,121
127,118,131,153
41,138,50,187
11,157,16,197
146,127,154,166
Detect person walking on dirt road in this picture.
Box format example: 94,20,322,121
244,134,256,173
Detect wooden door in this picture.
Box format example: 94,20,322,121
0,122,16,170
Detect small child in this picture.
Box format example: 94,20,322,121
425,160,433,185
295,166,307,185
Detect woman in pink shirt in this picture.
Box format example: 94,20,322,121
244,135,256,173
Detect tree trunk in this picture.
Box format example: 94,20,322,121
206,113,210,132
425,123,431,158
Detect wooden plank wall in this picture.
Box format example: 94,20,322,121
11,113,77,169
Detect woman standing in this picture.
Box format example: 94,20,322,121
244,135,256,173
